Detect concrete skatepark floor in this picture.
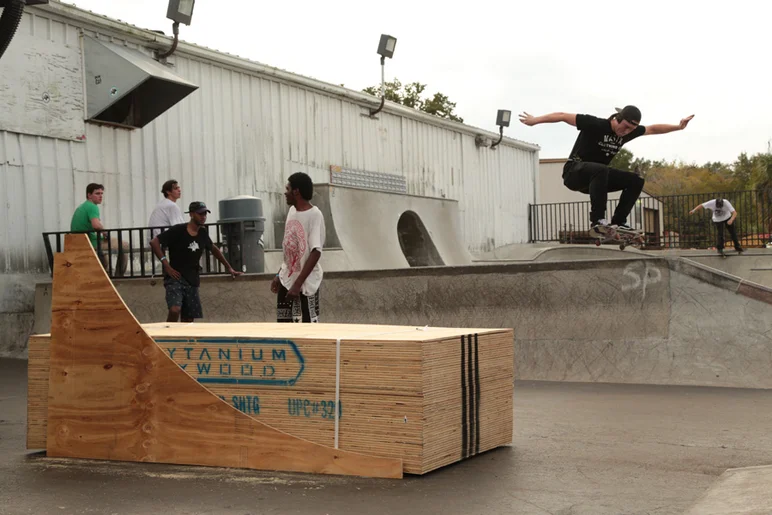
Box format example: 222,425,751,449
4,359,772,514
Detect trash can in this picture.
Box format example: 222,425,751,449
218,195,266,273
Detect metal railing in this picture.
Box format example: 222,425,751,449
529,189,772,249
42,222,249,279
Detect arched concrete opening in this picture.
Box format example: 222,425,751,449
397,211,445,267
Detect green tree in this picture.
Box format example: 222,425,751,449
702,160,733,176
610,148,665,176
745,152,772,236
604,147,771,245
609,148,634,171
363,79,463,122
643,162,740,197
739,152,772,192
732,152,756,186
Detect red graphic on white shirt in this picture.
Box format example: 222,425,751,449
283,219,307,276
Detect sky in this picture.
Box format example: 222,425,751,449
66,0,771,165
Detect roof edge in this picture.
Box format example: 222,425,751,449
35,2,540,152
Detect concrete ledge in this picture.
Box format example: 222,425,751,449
672,258,772,305
318,256,663,280
684,465,772,515
474,244,647,262
737,282,772,305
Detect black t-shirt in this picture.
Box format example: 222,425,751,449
567,114,646,166
157,223,213,287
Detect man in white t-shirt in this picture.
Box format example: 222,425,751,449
689,197,744,256
270,172,326,323
148,179,186,241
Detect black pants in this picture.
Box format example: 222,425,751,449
715,220,741,251
563,161,645,225
276,284,320,323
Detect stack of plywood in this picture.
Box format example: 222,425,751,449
167,322,513,474
26,334,50,450
29,322,513,474
31,233,514,477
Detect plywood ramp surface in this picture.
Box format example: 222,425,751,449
45,234,402,478
142,321,510,341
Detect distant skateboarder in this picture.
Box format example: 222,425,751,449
519,106,694,237
689,198,745,256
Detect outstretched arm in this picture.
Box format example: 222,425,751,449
645,115,694,135
210,245,242,278
519,112,576,127
689,204,704,215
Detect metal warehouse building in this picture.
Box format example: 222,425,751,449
0,1,539,356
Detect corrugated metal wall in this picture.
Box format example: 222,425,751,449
0,5,538,273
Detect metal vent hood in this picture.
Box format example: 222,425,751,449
83,35,198,128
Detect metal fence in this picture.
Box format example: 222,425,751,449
42,222,249,279
529,190,772,249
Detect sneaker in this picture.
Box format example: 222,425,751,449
590,219,616,237
615,223,635,232
736,247,745,254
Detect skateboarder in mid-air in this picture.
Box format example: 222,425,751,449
519,106,694,237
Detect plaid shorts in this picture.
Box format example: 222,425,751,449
277,285,320,323
164,276,203,320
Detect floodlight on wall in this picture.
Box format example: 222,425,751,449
489,109,511,149
156,0,196,61
167,0,195,25
369,34,397,117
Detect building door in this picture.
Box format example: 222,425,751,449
644,207,660,247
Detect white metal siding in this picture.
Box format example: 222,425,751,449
0,6,538,274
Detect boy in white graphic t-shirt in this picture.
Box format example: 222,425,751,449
689,197,744,256
270,172,326,322
148,179,186,241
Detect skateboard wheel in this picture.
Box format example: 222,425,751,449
619,244,626,251
595,240,601,247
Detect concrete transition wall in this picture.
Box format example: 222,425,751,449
31,257,772,389
1,273,48,358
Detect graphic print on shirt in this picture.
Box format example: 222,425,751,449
283,219,307,276
188,241,200,252
600,134,623,157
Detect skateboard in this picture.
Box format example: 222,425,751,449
590,226,646,251
718,249,744,259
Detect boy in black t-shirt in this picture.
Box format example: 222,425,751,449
519,106,694,236
149,201,242,322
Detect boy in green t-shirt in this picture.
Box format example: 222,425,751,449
70,183,105,248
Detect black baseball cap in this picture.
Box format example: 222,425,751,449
615,105,642,125
186,201,211,214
